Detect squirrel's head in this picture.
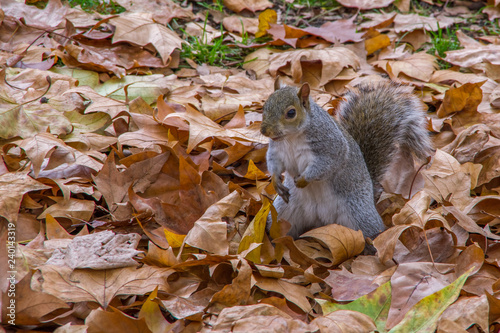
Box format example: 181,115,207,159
260,79,311,141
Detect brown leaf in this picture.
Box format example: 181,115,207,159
268,47,360,87
309,310,376,332
445,31,500,68
437,81,485,118
33,265,176,308
93,152,169,220
302,16,364,44
300,224,365,266
337,0,395,9
444,206,500,240
184,221,229,255
222,15,258,35
1,273,70,326
110,13,183,66
208,303,309,332
255,276,313,313
165,105,267,153
374,52,438,82
209,259,252,309
456,243,484,277
463,264,500,296
394,13,456,33
422,149,476,210
365,33,391,55
45,214,74,240
386,262,455,329
114,0,194,25
0,172,50,223
325,267,380,301
38,197,95,222
438,295,488,332
223,0,272,13
85,307,151,333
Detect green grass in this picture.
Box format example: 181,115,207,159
66,0,125,14
179,13,252,67
420,23,461,69
198,0,225,13
427,25,461,65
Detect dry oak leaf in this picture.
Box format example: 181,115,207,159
209,259,252,310
300,224,365,266
207,304,309,332
393,13,456,33
110,13,183,66
38,197,95,221
325,267,381,301
114,0,194,26
373,52,437,82
337,0,395,9
17,132,105,177
183,221,229,255
2,273,70,326
309,310,376,332
374,193,449,262
441,124,492,164
255,276,313,313
85,307,150,333
268,47,361,87
302,16,364,44
223,0,272,13
445,31,500,68
223,15,258,35
422,149,479,210
0,172,50,223
1,0,68,28
359,12,397,30
32,265,175,308
438,295,488,332
437,81,485,118
164,105,267,153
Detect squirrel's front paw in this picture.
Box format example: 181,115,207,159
276,183,290,203
294,175,309,188
272,175,290,203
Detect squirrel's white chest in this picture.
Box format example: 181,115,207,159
272,133,313,177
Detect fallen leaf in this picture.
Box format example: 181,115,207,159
389,268,471,332
300,224,365,266
33,265,176,308
337,0,395,9
223,0,272,13
0,172,50,223
110,13,183,66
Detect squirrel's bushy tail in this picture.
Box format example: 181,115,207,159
338,82,432,193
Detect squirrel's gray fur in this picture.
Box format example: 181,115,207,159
261,81,432,242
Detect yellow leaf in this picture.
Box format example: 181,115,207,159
255,9,277,38
238,196,271,263
164,228,186,248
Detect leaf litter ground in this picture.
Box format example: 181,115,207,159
1,0,500,332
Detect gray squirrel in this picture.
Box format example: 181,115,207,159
260,79,432,243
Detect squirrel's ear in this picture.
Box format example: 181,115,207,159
274,76,282,91
298,83,310,109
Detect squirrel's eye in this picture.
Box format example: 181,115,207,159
286,109,296,119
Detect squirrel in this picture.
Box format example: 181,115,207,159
260,79,432,244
